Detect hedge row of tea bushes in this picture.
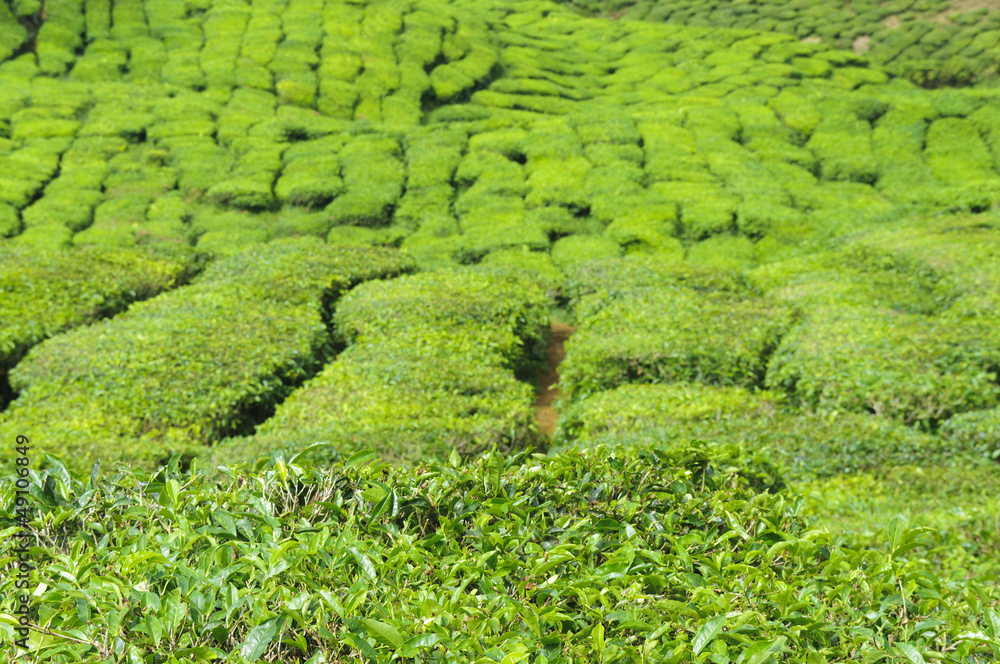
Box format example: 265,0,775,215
0,240,413,471
1,0,999,425
755,216,1000,577
395,125,467,269
797,461,1000,582
24,0,503,123
4,443,1000,663
551,380,1000,579
451,123,552,261
750,212,1000,429
548,212,1000,434
548,213,1000,587
0,243,197,387
558,0,1000,87
556,254,796,398
553,382,979,483
440,6,1000,259
206,264,551,468
764,304,1000,426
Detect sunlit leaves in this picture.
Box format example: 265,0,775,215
2,442,997,663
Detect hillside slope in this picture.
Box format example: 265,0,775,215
1,1,999,662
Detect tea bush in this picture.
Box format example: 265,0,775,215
559,285,795,397
0,2,28,62
274,137,345,209
0,241,413,471
552,381,981,483
765,304,1000,426
210,266,550,467
0,244,198,376
325,135,405,227
794,462,1000,580
557,0,1000,86
750,242,954,314
556,254,792,397
941,407,1000,460
5,444,999,662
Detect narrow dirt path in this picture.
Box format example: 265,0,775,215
533,322,575,437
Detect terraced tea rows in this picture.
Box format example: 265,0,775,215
558,0,1000,87
1,0,998,504
1,1,999,661
2,0,999,267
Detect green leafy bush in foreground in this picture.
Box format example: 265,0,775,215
3,443,999,663
794,463,1000,582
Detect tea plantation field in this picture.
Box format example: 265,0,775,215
1,0,999,661
557,0,1000,88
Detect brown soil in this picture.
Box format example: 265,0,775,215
882,14,902,29
853,35,873,53
533,322,575,437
